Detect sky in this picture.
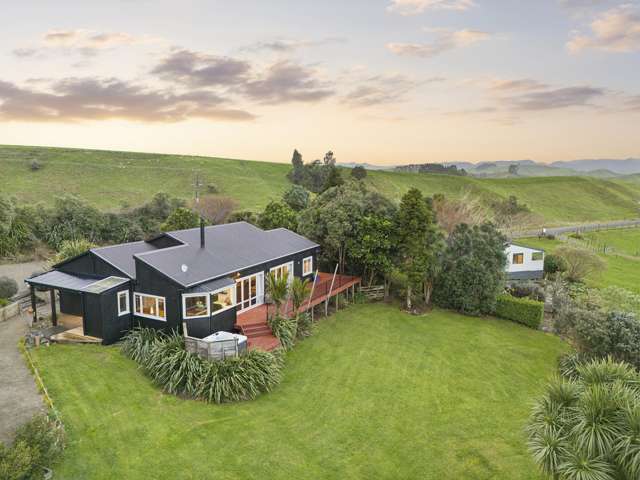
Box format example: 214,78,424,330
1,0,639,165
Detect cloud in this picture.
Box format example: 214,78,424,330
567,4,640,53
499,86,605,110
343,74,443,107
626,95,640,111
242,37,346,53
387,28,491,58
152,49,251,87
13,29,160,58
242,61,334,104
0,77,254,123
387,0,476,16
488,78,549,92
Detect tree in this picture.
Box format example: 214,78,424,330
433,223,506,315
266,271,289,318
432,192,493,237
395,188,443,309
351,215,395,287
508,164,519,175
491,195,534,231
322,166,344,192
160,207,201,232
350,165,367,180
227,210,258,225
282,185,310,211
287,149,306,185
299,181,396,274
52,238,96,265
527,357,640,480
556,246,606,282
258,201,298,231
195,195,238,224
323,151,336,166
303,159,328,193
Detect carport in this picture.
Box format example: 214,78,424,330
25,271,131,344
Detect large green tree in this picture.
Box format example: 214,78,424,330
258,201,298,231
395,188,443,309
287,149,305,185
433,223,506,315
351,215,395,287
160,207,201,232
298,181,396,274
282,185,310,211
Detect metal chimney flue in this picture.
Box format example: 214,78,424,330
200,218,205,248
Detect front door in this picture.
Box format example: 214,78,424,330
235,272,264,311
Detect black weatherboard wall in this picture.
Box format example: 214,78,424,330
133,258,183,333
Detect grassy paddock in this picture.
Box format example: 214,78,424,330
31,304,566,479
2,145,640,224
520,234,640,293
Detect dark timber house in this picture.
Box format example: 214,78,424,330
26,222,320,345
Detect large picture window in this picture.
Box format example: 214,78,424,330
270,262,293,282
134,293,166,321
302,256,313,276
117,290,129,316
182,286,236,319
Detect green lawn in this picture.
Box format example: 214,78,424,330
2,144,640,224
582,227,640,257
31,304,566,479
519,234,640,293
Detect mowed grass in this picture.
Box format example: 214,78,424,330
519,234,640,293
2,145,640,224
31,304,566,480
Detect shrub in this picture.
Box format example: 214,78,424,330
282,185,310,211
0,298,9,307
268,315,297,350
121,328,284,403
0,276,18,300
258,201,298,231
29,160,42,171
543,254,566,276
508,281,545,302
160,207,200,232
206,183,218,194
51,238,96,264
555,246,606,282
574,310,640,370
0,414,65,480
494,293,544,329
526,357,640,480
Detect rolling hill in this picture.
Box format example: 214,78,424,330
2,145,640,226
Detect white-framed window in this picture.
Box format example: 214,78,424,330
512,253,524,265
302,256,313,276
532,251,544,262
270,261,294,283
182,285,236,319
182,293,209,319
117,290,130,316
134,292,166,321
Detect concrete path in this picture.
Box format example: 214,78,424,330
0,260,48,295
511,219,640,239
0,313,43,445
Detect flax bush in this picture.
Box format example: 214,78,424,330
121,328,284,403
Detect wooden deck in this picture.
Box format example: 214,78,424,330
236,272,360,351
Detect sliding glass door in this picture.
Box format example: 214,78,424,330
235,272,264,311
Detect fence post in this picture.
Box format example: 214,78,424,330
325,264,339,316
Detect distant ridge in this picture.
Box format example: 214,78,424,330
551,159,640,175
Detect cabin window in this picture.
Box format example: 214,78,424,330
302,256,313,276
183,294,209,319
512,253,524,265
134,293,166,321
117,290,129,316
270,261,293,282
210,286,234,313
532,252,543,261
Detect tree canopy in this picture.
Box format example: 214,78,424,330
258,201,298,231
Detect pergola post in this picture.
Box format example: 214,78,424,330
50,289,57,326
30,285,37,324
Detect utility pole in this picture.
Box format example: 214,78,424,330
192,171,203,208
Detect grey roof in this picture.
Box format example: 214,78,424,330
26,270,129,293
136,222,318,287
187,276,235,293
92,241,159,278
508,242,545,253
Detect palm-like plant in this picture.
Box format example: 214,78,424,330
266,271,289,318
527,357,640,480
290,277,311,316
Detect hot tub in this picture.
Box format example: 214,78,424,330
201,331,248,360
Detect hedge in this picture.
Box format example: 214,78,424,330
494,294,544,329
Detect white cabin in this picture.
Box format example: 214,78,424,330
505,243,544,280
